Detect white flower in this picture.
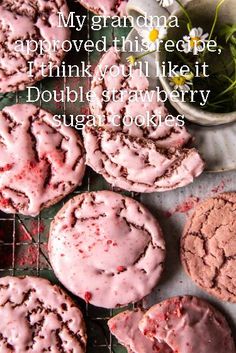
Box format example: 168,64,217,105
157,0,173,7
141,26,167,51
182,27,209,55
169,71,194,92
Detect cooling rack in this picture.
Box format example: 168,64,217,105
0,179,133,353
0,1,132,352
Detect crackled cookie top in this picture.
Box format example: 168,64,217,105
0,0,70,93
83,125,204,193
77,0,128,16
140,296,235,353
49,191,165,308
0,104,85,216
108,309,173,353
90,47,191,148
0,276,87,353
181,192,236,302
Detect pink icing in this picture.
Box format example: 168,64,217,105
49,191,166,308
79,0,128,16
91,47,192,148
0,0,70,93
139,296,236,353
83,126,205,193
108,309,173,353
0,104,85,216
0,276,86,353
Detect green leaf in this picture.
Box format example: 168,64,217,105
219,24,236,43
230,43,236,59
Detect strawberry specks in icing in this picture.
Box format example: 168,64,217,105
0,104,85,216
49,191,165,308
84,292,92,303
140,296,235,353
108,310,173,353
0,164,13,172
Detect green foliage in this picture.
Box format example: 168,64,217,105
219,24,236,44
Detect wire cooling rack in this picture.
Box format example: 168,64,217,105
0,1,132,352
0,185,131,353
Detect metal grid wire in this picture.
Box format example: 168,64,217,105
0,4,135,353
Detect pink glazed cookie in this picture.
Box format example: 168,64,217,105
76,0,128,16
49,191,166,308
83,125,204,193
0,276,87,353
181,192,236,302
0,104,85,216
90,47,191,148
0,0,70,93
108,309,173,353
139,296,235,353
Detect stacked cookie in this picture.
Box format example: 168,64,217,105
108,309,172,353
83,48,205,192
109,296,236,353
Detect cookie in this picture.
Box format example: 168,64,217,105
0,104,85,216
90,47,191,148
139,296,235,353
0,0,70,93
0,276,87,353
83,125,204,193
181,192,236,302
108,309,172,353
49,190,165,308
76,0,128,16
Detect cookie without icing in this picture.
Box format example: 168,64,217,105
181,192,236,302
83,125,204,193
0,276,87,353
76,0,128,16
0,104,85,216
0,0,70,93
49,190,166,308
90,47,191,148
108,309,173,353
139,296,235,353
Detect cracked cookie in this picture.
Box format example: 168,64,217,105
0,276,87,353
0,104,85,216
76,0,128,16
0,0,70,93
139,296,235,353
108,309,173,353
181,192,236,302
83,125,204,193
90,47,191,148
48,190,166,308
